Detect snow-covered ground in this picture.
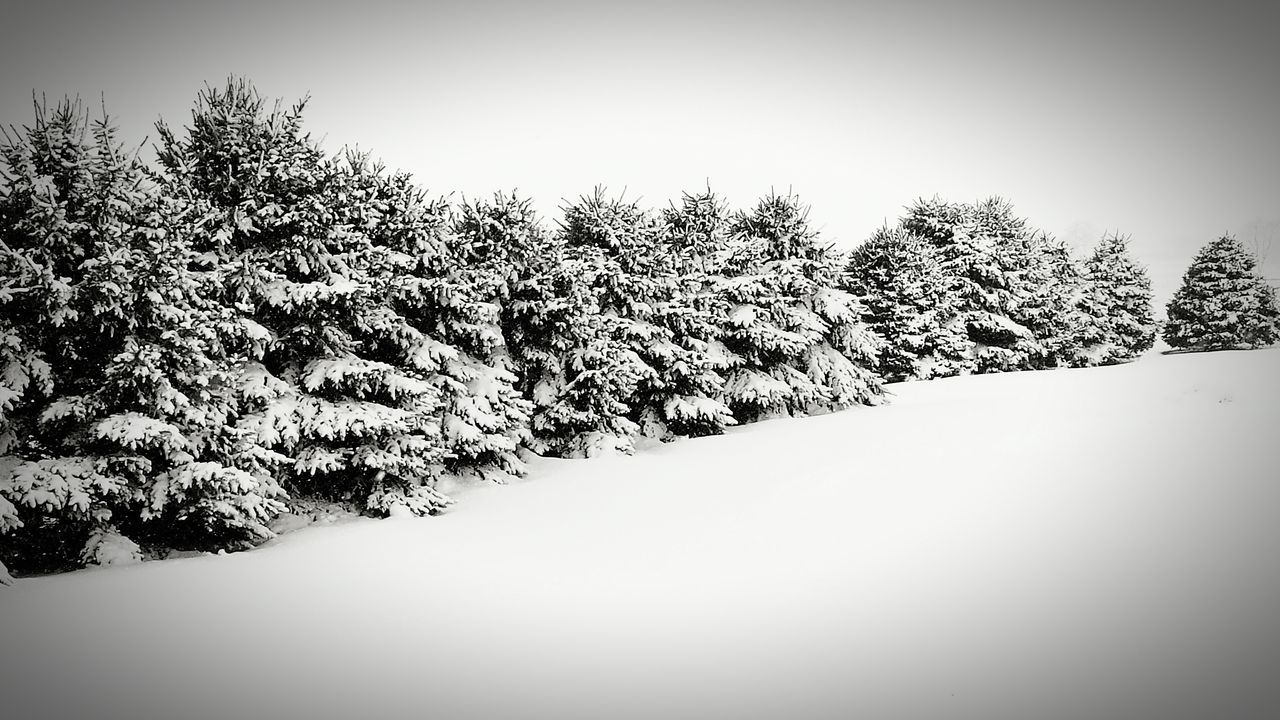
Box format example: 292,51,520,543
2,349,1279,720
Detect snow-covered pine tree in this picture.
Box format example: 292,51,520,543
720,192,882,421
156,79,450,517
335,155,532,483
1163,235,1280,351
651,190,740,437
562,189,733,440
901,196,1033,372
1076,233,1158,364
842,226,972,382
0,100,285,575
899,196,1079,373
454,193,641,457
1021,234,1090,370
688,194,807,421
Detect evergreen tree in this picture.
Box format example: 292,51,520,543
900,196,1082,372
1022,235,1090,370
901,196,1034,372
720,193,882,421
563,189,733,440
455,193,642,457
332,154,532,484
842,227,971,381
156,79,451,517
651,190,740,437
1076,233,1158,364
1163,235,1279,351
0,100,284,575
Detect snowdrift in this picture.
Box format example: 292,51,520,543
2,349,1278,720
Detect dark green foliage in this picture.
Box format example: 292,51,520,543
1164,235,1279,351
455,193,642,457
157,79,452,516
1,99,284,575
564,189,734,440
843,227,972,381
719,193,883,421
900,196,1085,373
332,154,532,483
1,77,1193,580
1076,233,1158,364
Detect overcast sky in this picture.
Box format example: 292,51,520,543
2,0,1277,304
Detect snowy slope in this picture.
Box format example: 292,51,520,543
2,349,1279,720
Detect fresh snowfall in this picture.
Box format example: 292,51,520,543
2,347,1277,720
2,79,1280,720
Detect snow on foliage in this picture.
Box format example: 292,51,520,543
898,196,1088,373
720,193,883,419
1163,234,1279,351
155,82,477,522
1075,233,1158,365
842,227,971,381
0,77,1236,580
93,413,191,458
454,192,640,458
80,525,143,567
3,458,126,517
0,97,287,574
564,189,735,442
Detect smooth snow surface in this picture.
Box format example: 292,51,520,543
3,350,1279,720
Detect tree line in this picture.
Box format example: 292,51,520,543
1,79,1275,580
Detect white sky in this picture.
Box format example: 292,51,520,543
2,0,1278,305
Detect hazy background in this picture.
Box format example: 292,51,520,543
2,0,1277,305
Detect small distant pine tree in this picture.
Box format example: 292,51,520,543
842,227,972,382
1163,235,1279,351
1076,233,1158,364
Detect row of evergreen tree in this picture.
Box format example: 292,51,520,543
0,82,885,576
1,80,1275,580
846,201,1277,378
846,198,1159,380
